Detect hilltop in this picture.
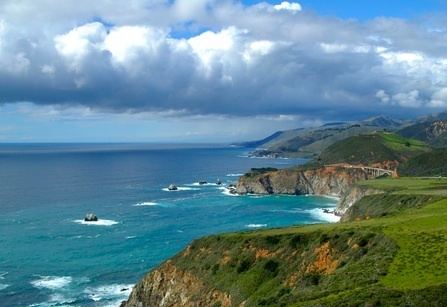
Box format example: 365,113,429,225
317,132,428,165
237,116,405,158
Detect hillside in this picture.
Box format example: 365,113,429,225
398,119,447,147
398,149,447,177
239,116,405,158
122,177,447,306
317,132,428,165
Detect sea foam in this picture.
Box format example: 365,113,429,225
84,283,133,303
218,187,239,197
246,224,267,228
133,201,158,207
226,173,244,177
0,284,9,291
306,208,340,223
73,219,118,226
186,182,218,186
31,276,72,290
162,187,200,192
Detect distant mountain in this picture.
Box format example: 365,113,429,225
398,120,447,147
318,132,428,165
239,115,407,158
360,116,403,129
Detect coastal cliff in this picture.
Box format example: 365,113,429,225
236,166,379,202
121,228,400,307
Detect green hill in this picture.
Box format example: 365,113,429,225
318,132,428,165
398,119,447,147
399,149,447,177
123,177,447,306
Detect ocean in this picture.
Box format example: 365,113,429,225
0,144,338,306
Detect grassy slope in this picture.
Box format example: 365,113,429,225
399,149,447,176
318,132,428,165
169,177,447,306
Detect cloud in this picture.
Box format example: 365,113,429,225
0,0,447,122
273,2,302,13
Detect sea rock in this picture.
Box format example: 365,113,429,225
84,213,98,222
168,184,178,191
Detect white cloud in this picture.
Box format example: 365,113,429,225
187,27,239,72
243,40,275,62
103,26,166,64
54,22,106,69
41,64,55,76
376,90,390,104
429,88,447,108
1,0,447,122
273,2,302,13
173,0,213,20
392,90,422,108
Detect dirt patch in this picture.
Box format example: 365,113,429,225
305,242,339,274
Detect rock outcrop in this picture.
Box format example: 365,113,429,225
236,165,386,215
236,165,376,197
121,260,232,307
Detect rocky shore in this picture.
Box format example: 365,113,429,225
121,165,388,307
235,165,382,214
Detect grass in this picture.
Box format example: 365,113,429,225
356,177,447,194
317,132,428,165
378,131,427,152
152,177,447,305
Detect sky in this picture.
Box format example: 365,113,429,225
1,0,447,142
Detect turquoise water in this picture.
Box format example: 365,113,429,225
0,144,338,306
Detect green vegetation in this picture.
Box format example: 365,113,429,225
246,167,278,177
357,177,447,194
167,177,447,306
399,148,447,176
317,132,428,165
398,119,447,147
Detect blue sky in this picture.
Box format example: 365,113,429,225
246,0,447,19
1,0,447,142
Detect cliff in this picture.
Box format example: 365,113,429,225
236,165,378,201
121,228,400,306
121,177,447,306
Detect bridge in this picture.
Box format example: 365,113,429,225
325,163,396,178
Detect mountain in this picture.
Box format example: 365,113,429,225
317,132,428,165
398,119,447,147
398,148,447,177
240,116,406,158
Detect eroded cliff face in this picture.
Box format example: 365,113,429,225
122,228,398,306
336,185,383,215
236,166,376,198
122,260,232,307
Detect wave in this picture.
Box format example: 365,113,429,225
31,276,72,290
126,236,136,239
186,182,218,186
246,224,267,228
218,187,239,197
133,201,158,207
73,219,118,226
162,187,200,192
226,173,244,177
306,208,340,223
84,283,133,304
0,284,9,291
